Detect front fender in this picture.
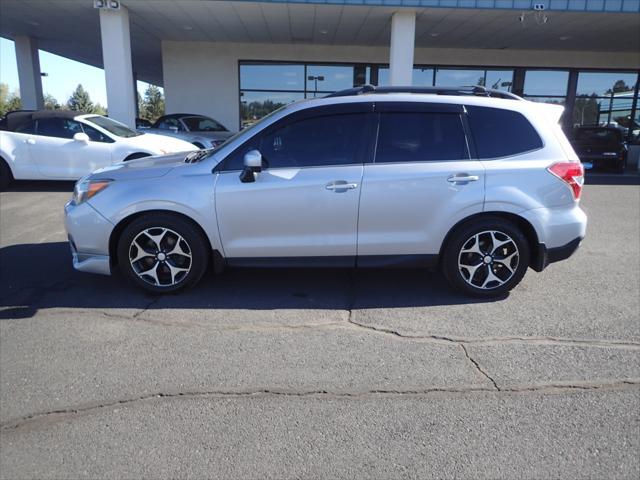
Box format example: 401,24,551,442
89,173,223,253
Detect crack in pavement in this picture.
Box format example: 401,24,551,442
132,296,162,318
2,380,638,433
459,343,501,390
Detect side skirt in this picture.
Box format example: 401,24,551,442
222,254,439,270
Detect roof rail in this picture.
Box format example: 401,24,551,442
325,85,522,100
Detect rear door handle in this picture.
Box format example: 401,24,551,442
447,174,479,184
325,181,358,191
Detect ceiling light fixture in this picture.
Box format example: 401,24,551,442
319,29,328,35
559,35,571,40
429,32,440,37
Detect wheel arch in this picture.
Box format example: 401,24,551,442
438,211,541,269
109,209,218,270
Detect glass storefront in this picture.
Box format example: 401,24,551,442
239,61,640,145
572,71,639,140
522,70,569,106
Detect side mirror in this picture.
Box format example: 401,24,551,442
169,126,179,133
240,149,263,183
73,132,90,143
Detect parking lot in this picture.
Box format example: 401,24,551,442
0,179,639,479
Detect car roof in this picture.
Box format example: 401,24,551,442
3,109,84,131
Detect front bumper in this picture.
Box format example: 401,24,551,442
64,201,114,276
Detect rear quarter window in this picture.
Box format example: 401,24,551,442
466,105,543,159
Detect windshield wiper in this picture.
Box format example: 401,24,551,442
184,150,211,164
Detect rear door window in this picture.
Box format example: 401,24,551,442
466,105,543,159
375,112,469,163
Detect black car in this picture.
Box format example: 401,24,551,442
570,126,627,173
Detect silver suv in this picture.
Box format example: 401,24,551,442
64,86,587,297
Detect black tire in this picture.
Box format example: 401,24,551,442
0,159,13,191
117,213,209,293
442,217,530,297
124,152,151,161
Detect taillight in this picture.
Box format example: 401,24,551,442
548,162,584,200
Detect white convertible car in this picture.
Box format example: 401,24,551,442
0,110,198,189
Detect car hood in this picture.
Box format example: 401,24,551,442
125,132,198,153
90,152,189,180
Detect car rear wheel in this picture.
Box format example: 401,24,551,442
117,214,209,293
0,159,13,191
443,218,530,297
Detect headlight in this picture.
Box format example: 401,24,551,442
72,178,112,205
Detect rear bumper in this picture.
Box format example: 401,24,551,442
532,236,583,272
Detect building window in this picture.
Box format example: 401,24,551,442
435,68,513,91
572,71,639,138
376,67,513,91
240,62,371,127
522,70,569,105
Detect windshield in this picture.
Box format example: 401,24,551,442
183,116,228,132
85,116,142,138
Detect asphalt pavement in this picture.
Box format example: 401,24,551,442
0,179,638,479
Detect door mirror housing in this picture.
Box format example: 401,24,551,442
73,132,90,143
240,149,263,183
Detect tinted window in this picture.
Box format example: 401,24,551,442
573,128,621,144
36,118,83,139
466,106,543,159
375,112,468,163
156,117,181,130
182,116,227,132
223,113,370,170
14,120,36,134
81,123,113,143
86,116,141,138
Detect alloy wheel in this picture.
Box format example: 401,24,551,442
457,230,520,290
128,227,192,287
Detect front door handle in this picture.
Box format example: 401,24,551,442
325,181,358,192
447,174,479,184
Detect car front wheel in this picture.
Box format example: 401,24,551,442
442,218,530,297
117,214,209,293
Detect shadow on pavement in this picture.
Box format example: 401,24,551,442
5,180,76,193
0,242,502,319
584,172,640,186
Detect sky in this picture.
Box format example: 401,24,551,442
0,37,160,107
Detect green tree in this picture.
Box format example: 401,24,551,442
93,103,107,116
606,80,632,95
141,85,164,122
0,83,22,117
66,84,94,113
43,93,61,110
